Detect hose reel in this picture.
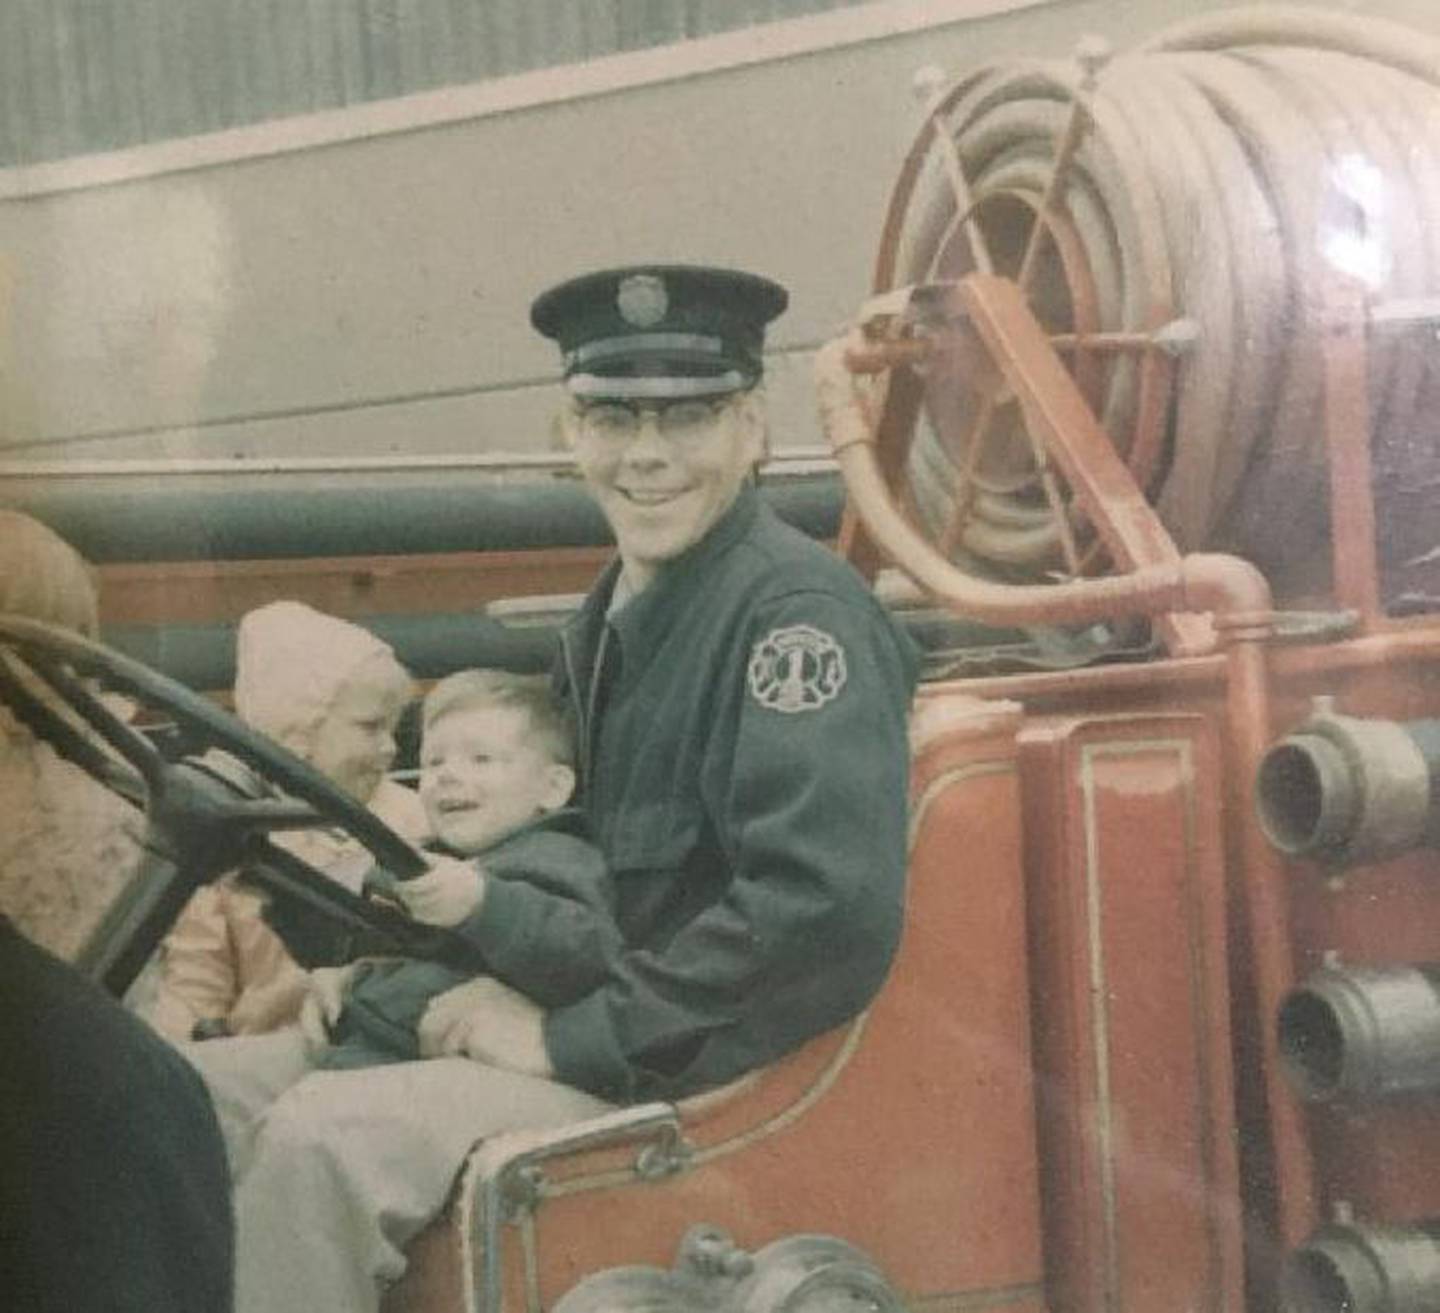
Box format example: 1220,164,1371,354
876,5,1440,609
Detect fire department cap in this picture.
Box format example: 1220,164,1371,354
530,264,788,400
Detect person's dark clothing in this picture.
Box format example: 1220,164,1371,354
324,809,613,1067
546,485,918,1103
0,916,234,1313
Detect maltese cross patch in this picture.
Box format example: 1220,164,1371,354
747,624,848,714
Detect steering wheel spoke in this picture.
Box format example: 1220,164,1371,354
31,653,166,785
0,648,147,803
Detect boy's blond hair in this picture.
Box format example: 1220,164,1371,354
422,669,575,767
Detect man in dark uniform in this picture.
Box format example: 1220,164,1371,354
425,265,918,1102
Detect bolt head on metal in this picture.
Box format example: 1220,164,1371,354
912,65,948,106
1153,317,1200,356
1074,35,1113,80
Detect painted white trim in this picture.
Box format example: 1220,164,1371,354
0,447,837,480
0,0,1058,201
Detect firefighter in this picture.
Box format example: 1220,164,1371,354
438,264,922,1101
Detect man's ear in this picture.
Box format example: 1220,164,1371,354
735,388,769,465
541,762,577,810
551,408,576,453
555,405,581,452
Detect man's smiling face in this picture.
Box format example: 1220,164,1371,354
566,391,764,588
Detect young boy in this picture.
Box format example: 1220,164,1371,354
180,668,618,1312
147,600,429,1041
306,667,615,1067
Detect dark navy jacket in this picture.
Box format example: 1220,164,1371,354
324,810,614,1067
546,485,918,1102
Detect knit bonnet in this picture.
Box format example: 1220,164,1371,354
231,601,407,742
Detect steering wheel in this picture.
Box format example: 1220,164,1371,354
0,613,484,995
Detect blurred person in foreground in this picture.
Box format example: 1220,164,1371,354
0,509,233,1313
147,600,427,1042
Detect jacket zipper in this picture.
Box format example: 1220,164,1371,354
561,623,611,800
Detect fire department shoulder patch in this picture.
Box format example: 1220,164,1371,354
746,624,848,713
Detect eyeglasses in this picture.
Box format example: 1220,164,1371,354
574,397,731,444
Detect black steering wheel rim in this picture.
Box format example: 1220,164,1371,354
0,612,428,875
0,613,486,993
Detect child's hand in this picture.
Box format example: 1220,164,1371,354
418,976,552,1078
395,857,487,927
298,965,355,1048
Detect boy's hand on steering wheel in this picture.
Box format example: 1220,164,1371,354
394,856,487,927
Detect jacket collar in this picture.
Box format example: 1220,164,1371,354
428,805,586,860
566,483,762,658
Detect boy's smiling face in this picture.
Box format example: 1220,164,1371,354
419,705,575,855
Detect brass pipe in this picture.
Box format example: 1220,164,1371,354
1222,632,1318,1248
816,334,1268,633
841,336,935,375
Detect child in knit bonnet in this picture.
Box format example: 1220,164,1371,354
148,600,427,1040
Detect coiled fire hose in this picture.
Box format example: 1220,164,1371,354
880,5,1440,609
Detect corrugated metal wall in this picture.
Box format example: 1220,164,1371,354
0,0,876,167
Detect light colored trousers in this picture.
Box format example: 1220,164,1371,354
184,1030,611,1313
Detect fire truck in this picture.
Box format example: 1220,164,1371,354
4,6,1440,1312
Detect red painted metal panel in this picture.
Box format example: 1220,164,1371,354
1019,713,1242,1313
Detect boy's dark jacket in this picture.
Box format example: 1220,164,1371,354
321,808,613,1067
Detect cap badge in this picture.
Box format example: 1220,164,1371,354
616,274,669,328
747,625,848,714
